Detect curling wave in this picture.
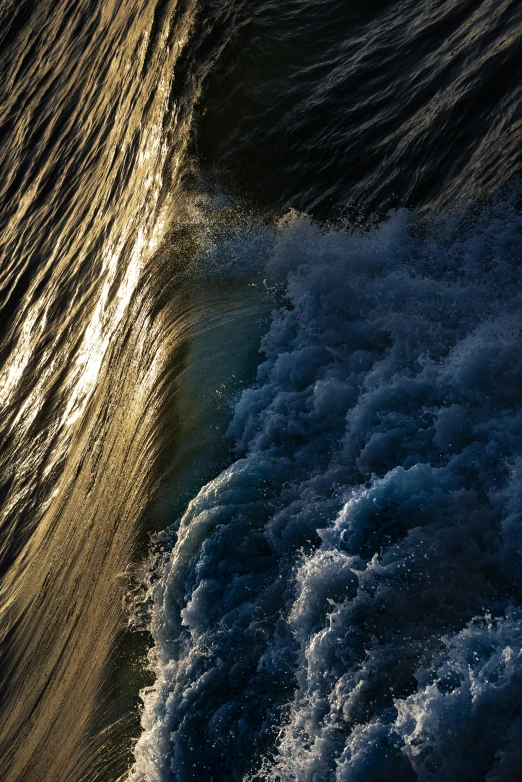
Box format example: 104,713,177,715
131,193,522,781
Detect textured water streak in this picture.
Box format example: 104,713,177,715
0,2,201,779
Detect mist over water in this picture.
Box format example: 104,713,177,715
0,0,521,781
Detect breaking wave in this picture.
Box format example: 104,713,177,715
131,193,522,781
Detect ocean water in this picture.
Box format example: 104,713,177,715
0,1,521,781
130,198,522,781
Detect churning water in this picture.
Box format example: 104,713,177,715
0,1,522,781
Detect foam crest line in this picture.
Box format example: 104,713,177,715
131,196,522,781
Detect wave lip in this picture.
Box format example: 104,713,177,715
132,197,522,781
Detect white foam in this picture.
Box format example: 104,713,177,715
130,195,522,781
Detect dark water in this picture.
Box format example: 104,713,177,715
0,1,521,781
197,0,522,215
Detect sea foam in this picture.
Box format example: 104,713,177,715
130,195,522,781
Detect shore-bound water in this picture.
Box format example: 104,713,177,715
0,1,521,781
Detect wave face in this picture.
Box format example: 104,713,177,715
132,196,522,781
0,1,241,779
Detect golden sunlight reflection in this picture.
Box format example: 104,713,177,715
0,2,205,780
0,69,173,457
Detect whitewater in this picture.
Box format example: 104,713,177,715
129,193,522,781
